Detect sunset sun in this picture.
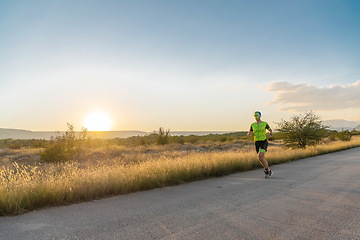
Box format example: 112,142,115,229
84,112,112,131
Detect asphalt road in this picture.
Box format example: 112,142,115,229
1,148,360,240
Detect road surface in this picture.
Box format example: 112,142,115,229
1,147,359,240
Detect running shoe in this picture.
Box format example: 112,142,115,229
264,169,269,178
264,169,273,178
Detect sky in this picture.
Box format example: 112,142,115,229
1,0,359,132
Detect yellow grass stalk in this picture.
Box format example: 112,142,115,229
1,138,359,216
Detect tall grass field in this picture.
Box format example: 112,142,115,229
1,137,360,216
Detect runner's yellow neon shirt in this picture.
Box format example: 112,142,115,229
250,122,271,141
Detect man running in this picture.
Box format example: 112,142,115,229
247,111,273,178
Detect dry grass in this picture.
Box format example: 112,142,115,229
1,137,359,216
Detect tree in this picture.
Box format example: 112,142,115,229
276,112,328,148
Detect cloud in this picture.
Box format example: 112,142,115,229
268,80,360,112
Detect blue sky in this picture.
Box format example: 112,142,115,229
1,0,359,131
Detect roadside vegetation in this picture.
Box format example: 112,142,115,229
275,111,329,148
1,114,360,216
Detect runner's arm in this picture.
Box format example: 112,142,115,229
247,126,253,136
266,124,273,136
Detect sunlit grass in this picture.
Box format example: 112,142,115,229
1,137,359,216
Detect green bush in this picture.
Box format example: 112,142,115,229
336,130,352,141
329,134,337,141
186,135,199,144
0,139,47,149
177,136,185,144
156,127,170,145
219,136,228,142
40,124,87,162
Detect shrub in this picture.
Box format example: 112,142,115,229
40,124,87,162
0,139,47,149
336,130,352,141
156,127,170,145
186,135,199,144
219,136,228,142
329,134,337,141
171,136,185,144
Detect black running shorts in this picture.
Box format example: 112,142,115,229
255,140,268,153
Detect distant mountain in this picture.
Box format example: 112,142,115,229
171,131,233,136
0,128,57,140
323,119,360,131
355,124,360,131
0,128,146,140
0,128,235,140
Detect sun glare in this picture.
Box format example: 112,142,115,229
84,112,112,131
